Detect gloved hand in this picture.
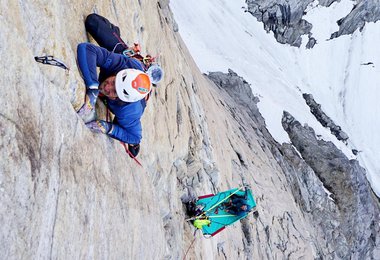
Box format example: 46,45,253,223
77,100,95,123
128,144,140,157
85,120,113,134
77,89,99,123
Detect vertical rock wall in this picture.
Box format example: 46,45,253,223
1,1,379,259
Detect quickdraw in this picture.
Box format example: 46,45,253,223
34,55,69,70
120,43,158,69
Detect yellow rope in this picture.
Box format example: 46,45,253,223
207,214,236,218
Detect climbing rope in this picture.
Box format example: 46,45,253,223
182,231,198,260
121,142,143,167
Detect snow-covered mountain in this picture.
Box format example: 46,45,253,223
170,0,380,197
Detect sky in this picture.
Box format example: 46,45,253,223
170,0,380,197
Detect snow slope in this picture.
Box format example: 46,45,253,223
170,0,380,196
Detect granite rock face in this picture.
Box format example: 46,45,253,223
1,1,379,259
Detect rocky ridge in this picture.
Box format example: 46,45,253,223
302,93,349,142
208,70,380,259
245,0,380,47
282,111,380,259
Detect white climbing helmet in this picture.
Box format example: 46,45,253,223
115,69,152,102
146,64,164,84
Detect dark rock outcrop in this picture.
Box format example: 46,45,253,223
282,111,380,259
245,0,314,47
331,0,380,39
245,0,380,47
207,69,264,128
303,93,349,142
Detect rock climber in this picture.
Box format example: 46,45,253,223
223,192,252,217
76,13,163,157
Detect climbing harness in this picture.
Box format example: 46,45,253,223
34,55,69,70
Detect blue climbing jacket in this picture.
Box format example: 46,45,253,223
77,43,146,144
